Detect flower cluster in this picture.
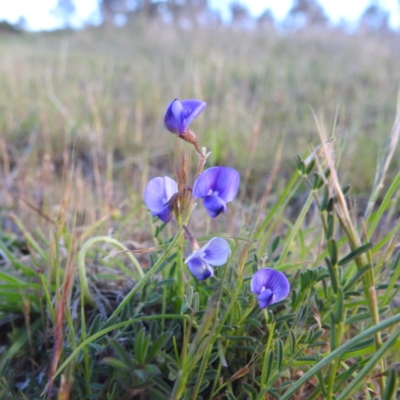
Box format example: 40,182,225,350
143,98,290,308
144,166,240,221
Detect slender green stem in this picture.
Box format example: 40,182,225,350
278,191,314,264
261,310,275,388
190,343,213,400
176,233,185,309
326,322,343,399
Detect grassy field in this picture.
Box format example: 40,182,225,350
0,22,400,399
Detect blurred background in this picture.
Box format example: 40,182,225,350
1,1,400,31
0,0,400,233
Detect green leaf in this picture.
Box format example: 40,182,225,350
167,362,179,379
144,364,161,376
231,345,256,352
245,318,263,327
155,278,175,287
102,357,131,372
312,173,323,190
271,235,280,253
242,382,257,399
330,312,336,350
288,330,296,355
382,368,398,400
220,325,241,332
0,272,26,284
224,335,257,342
334,288,344,324
108,338,133,367
198,380,210,393
326,213,334,240
276,339,283,370
193,292,200,312
0,241,36,276
148,388,168,400
313,351,327,397
320,186,329,211
328,239,338,266
101,316,119,330
346,338,374,352
146,331,172,364
325,257,338,293
338,243,373,266
225,390,237,400
264,350,274,384
152,377,172,394
135,329,150,366
334,364,358,392
133,369,147,380
346,306,389,324
343,264,373,291
274,313,296,323
0,318,42,369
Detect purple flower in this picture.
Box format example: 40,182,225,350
185,237,230,280
250,268,290,309
144,177,178,222
164,99,206,135
193,167,240,218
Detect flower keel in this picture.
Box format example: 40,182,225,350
250,268,290,309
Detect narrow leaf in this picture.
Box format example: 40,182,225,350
338,243,373,266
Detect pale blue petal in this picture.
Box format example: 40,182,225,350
257,289,274,309
144,177,178,220
181,100,206,129
201,237,230,266
203,196,227,218
156,207,174,223
164,99,184,134
186,257,214,280
193,167,240,203
250,268,290,304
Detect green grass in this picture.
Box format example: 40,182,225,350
0,23,400,399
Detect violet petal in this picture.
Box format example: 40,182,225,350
164,99,184,134
203,195,227,218
193,167,240,204
201,237,231,266
257,289,274,309
144,177,178,221
186,257,214,280
164,98,206,135
156,207,174,223
250,268,290,306
181,99,206,130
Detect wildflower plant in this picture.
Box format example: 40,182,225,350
4,91,400,400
